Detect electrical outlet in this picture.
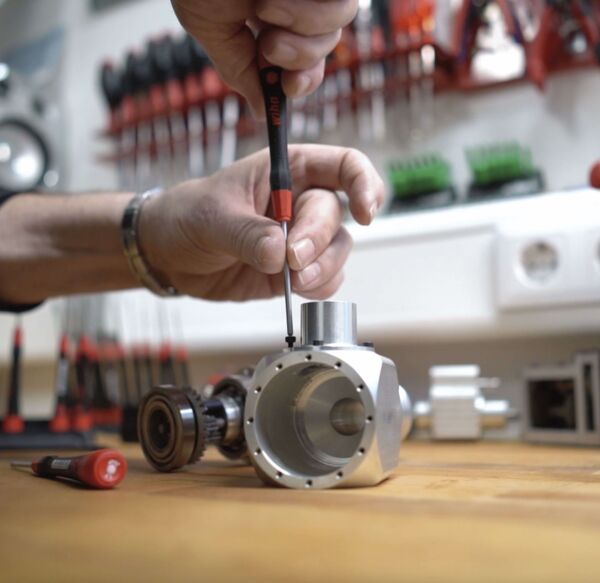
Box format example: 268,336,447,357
496,220,600,310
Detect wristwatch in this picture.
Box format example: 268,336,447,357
121,188,179,297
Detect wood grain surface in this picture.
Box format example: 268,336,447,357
1,439,600,583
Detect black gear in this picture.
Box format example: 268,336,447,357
184,389,224,465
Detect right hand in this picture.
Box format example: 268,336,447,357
171,0,358,117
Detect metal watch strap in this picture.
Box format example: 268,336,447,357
121,188,179,297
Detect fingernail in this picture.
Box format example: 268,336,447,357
295,74,312,96
289,238,316,269
298,262,321,289
369,202,379,222
258,6,294,26
256,236,277,268
270,41,298,64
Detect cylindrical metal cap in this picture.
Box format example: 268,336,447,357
301,301,357,347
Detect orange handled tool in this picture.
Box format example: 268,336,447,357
590,161,600,189
258,54,295,348
11,449,127,489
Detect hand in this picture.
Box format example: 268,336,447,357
139,144,384,302
171,0,358,117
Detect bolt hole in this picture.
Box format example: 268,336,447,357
357,384,364,392
305,354,312,361
358,447,365,456
306,480,313,488
246,417,254,424
276,364,282,370
254,386,262,394
336,471,343,479
254,448,261,456
276,471,283,479
335,362,341,369
366,415,373,423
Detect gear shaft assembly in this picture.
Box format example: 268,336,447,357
137,369,251,472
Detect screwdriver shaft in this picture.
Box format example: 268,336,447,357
281,221,294,339
10,461,31,469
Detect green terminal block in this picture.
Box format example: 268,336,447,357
466,142,536,187
388,154,453,202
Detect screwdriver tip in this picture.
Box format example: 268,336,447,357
286,335,296,348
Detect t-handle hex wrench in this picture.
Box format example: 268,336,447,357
258,55,295,348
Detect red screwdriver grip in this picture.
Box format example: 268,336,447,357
72,450,127,489
271,189,293,223
31,449,127,489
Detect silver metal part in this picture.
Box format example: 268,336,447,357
281,221,294,342
398,385,413,441
138,387,198,471
246,301,411,489
413,365,515,440
523,351,600,446
301,301,357,346
216,395,242,444
211,368,253,460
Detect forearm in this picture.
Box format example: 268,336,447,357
0,192,138,304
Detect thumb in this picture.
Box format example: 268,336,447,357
210,210,285,274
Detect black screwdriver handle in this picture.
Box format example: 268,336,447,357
100,62,124,110
7,324,21,416
258,61,291,193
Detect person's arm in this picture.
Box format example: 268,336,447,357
0,145,383,306
0,192,136,304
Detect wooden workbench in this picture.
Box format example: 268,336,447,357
1,440,600,582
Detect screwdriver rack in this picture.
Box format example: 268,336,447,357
0,296,193,449
97,0,600,183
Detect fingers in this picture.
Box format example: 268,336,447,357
197,195,286,274
256,0,358,37
177,15,265,118
260,28,341,71
287,188,344,271
291,227,352,294
298,271,345,300
288,145,385,225
282,61,325,99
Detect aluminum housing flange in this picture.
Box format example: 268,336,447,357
245,301,412,489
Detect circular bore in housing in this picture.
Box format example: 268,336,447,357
138,387,204,472
329,397,366,436
250,357,373,482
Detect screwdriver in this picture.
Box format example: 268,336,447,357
258,55,295,348
2,317,24,434
11,449,127,489
49,332,71,433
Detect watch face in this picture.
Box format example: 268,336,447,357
0,121,48,193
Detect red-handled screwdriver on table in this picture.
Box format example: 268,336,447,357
258,55,295,348
11,449,127,489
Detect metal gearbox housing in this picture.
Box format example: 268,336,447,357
245,301,412,489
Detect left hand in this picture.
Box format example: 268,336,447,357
139,144,384,301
